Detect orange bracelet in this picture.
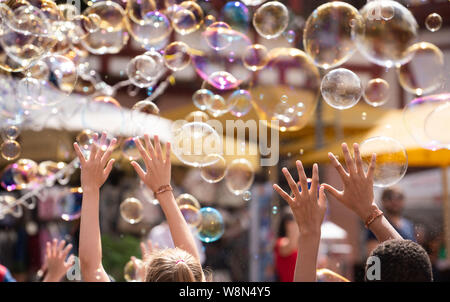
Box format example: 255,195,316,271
154,184,173,197
364,205,384,229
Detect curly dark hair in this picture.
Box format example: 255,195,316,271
365,239,433,282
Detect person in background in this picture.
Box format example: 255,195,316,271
366,187,416,255
0,264,16,282
273,209,299,282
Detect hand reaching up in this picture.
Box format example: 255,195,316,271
73,132,117,190
131,135,171,193
322,143,377,220
273,161,327,237
131,240,158,281
42,239,74,282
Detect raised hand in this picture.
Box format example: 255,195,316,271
42,239,74,282
73,132,117,190
131,134,171,193
273,161,327,237
131,240,158,281
322,143,377,220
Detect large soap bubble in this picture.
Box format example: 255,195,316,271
224,158,254,195
250,48,320,132
360,136,408,188
321,68,362,110
253,1,289,39
172,1,204,35
120,197,144,224
221,1,250,33
424,102,450,149
357,0,418,68
196,207,225,243
303,1,364,69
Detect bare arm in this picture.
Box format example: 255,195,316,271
273,162,327,282
322,143,402,243
74,133,116,282
131,135,200,262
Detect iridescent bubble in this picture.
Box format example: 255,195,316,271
360,136,408,188
206,70,238,91
120,197,144,224
425,13,442,32
201,74,239,117
132,100,160,115
321,68,362,110
179,204,202,227
229,89,252,117
357,0,418,68
221,1,249,33
196,207,225,243
176,193,201,209
3,125,20,140
172,1,204,35
200,154,227,183
172,122,222,168
81,1,129,54
124,258,144,282
0,164,17,191
59,187,83,221
11,159,39,190
424,102,450,149
39,54,78,95
403,93,450,150
121,137,141,161
192,89,214,111
303,2,364,69
127,54,161,88
225,158,254,195
163,41,191,71
76,129,96,150
203,22,232,51
127,6,172,46
273,101,296,123
204,14,216,27
316,268,349,282
184,111,210,123
242,0,267,6
283,30,296,43
38,161,66,178
126,0,157,23
397,42,444,96
253,1,289,39
364,78,389,107
17,77,41,106
251,47,320,132
0,140,21,161
242,190,251,201
242,44,268,72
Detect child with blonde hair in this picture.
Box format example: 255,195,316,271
74,132,205,282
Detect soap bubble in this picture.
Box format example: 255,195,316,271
121,137,141,161
253,1,289,39
132,100,160,115
425,13,442,32
424,102,450,149
200,154,227,183
360,136,408,188
59,187,83,221
196,207,225,243
203,22,232,51
204,14,216,27
76,129,96,150
1,140,21,161
303,2,364,69
397,42,444,96
225,158,254,195
403,93,450,151
176,193,201,209
172,1,204,35
37,54,78,97
242,44,268,72
3,125,20,140
316,268,349,282
179,204,202,227
192,89,214,111
184,111,210,123
205,70,238,92
38,161,66,178
242,0,267,6
81,1,129,55
124,258,144,282
364,78,389,107
127,7,172,45
11,159,39,190
127,54,162,88
321,68,362,110
172,122,222,167
221,1,250,33
200,74,239,117
120,197,144,224
163,41,191,71
357,0,418,68
0,164,18,191
229,89,252,117
242,191,252,201
126,0,157,23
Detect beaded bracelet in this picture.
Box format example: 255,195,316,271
154,184,173,197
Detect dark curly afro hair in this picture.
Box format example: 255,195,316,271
365,239,433,282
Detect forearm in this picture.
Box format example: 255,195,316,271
294,233,321,282
79,186,108,281
367,215,403,242
157,191,201,261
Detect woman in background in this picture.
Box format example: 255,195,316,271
274,209,299,282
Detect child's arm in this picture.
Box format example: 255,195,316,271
131,135,201,262
273,162,327,282
74,133,116,282
42,239,74,282
323,143,402,242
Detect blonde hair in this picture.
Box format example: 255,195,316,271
144,248,204,282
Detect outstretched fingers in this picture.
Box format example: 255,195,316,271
73,143,86,165
273,184,292,204
282,167,300,200
353,143,365,176
101,137,117,166
153,135,163,160
131,161,146,180
366,153,377,180
342,143,356,175
135,137,153,170
310,163,319,198
143,134,157,160
296,161,309,195
328,152,348,179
